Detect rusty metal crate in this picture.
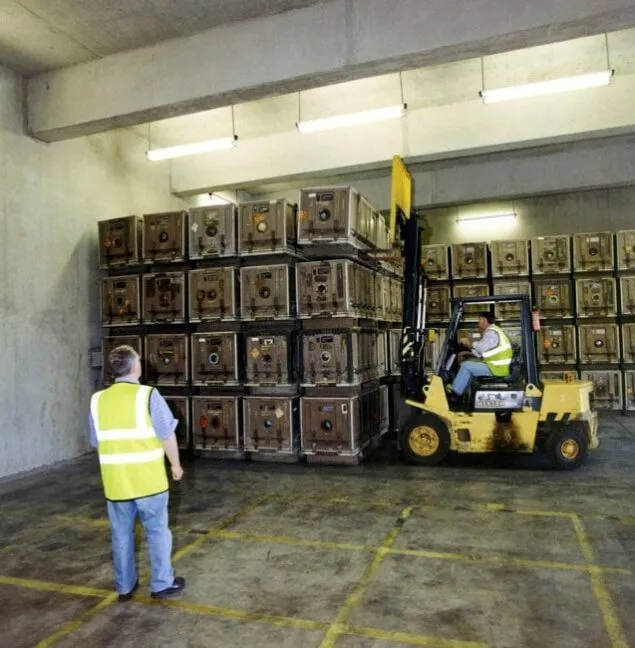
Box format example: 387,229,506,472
142,271,186,324
101,275,141,326
450,243,488,279
164,396,190,451
531,236,571,275
301,331,361,386
533,279,574,319
578,324,620,364
537,325,577,365
145,334,189,386
245,333,295,386
427,284,451,322
238,199,296,256
243,397,299,455
619,276,635,316
98,215,143,269
188,205,237,259
240,264,294,321
101,336,143,385
189,267,238,322
580,370,623,411
573,232,614,273
191,396,241,452
621,323,635,364
452,283,490,321
191,332,239,386
492,280,531,321
421,245,449,280
490,240,529,277
617,230,635,271
143,211,187,263
575,277,617,318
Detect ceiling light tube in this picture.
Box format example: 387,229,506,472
457,213,517,227
146,135,238,161
297,104,406,134
480,70,614,104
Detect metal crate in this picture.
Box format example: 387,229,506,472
533,279,574,319
580,370,623,410
575,277,617,318
356,195,378,247
143,211,187,263
297,259,360,319
540,370,579,383
245,334,295,386
388,329,401,375
537,326,577,365
300,395,362,455
617,230,635,271
145,334,189,386
424,328,447,371
301,331,360,386
625,371,635,411
191,396,241,452
241,264,294,320
450,243,488,279
98,215,143,269
621,323,635,363
619,276,635,316
298,187,365,248
101,275,141,326
243,397,299,455
164,396,190,450
452,283,490,321
421,245,449,280
490,240,529,277
142,272,186,324
578,324,620,364
573,232,614,273
189,267,238,322
492,280,531,321
191,332,239,386
101,336,143,385
238,199,296,256
389,277,403,323
531,236,571,275
426,284,451,322
188,205,237,259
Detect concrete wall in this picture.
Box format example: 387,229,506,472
0,64,185,479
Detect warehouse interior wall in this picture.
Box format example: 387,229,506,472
0,64,185,479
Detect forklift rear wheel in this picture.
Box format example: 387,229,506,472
401,414,450,466
546,425,588,470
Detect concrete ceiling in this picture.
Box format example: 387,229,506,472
0,0,328,75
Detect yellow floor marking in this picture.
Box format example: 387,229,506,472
318,506,413,648
570,515,629,648
345,625,492,648
0,575,111,599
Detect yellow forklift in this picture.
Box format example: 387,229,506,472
389,156,599,470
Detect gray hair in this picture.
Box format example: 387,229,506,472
108,345,139,378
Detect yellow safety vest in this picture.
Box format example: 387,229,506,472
481,325,513,378
90,383,168,501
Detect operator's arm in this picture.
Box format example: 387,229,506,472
149,389,184,481
471,329,500,358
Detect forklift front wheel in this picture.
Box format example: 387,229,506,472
546,425,588,470
401,414,450,466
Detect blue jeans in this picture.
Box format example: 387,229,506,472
107,491,175,594
451,360,493,395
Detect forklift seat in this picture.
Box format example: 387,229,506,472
474,343,522,386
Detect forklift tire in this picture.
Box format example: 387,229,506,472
546,424,588,470
401,413,451,466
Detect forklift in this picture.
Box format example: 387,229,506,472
389,156,599,469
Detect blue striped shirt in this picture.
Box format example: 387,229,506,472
88,379,178,448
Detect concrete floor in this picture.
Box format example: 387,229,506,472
2,413,635,648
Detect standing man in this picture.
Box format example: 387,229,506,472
447,312,513,403
89,345,186,602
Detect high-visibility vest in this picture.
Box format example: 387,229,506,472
90,383,168,501
481,325,513,377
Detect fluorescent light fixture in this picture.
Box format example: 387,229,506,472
457,213,517,227
297,104,406,134
146,136,237,161
480,70,613,104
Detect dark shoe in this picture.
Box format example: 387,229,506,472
118,579,139,602
151,576,186,599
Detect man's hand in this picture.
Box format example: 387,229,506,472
171,464,184,481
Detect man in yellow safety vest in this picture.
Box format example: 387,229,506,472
447,311,513,404
89,345,185,601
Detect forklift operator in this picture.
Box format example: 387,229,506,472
447,312,513,402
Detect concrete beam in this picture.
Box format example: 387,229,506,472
28,0,635,141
